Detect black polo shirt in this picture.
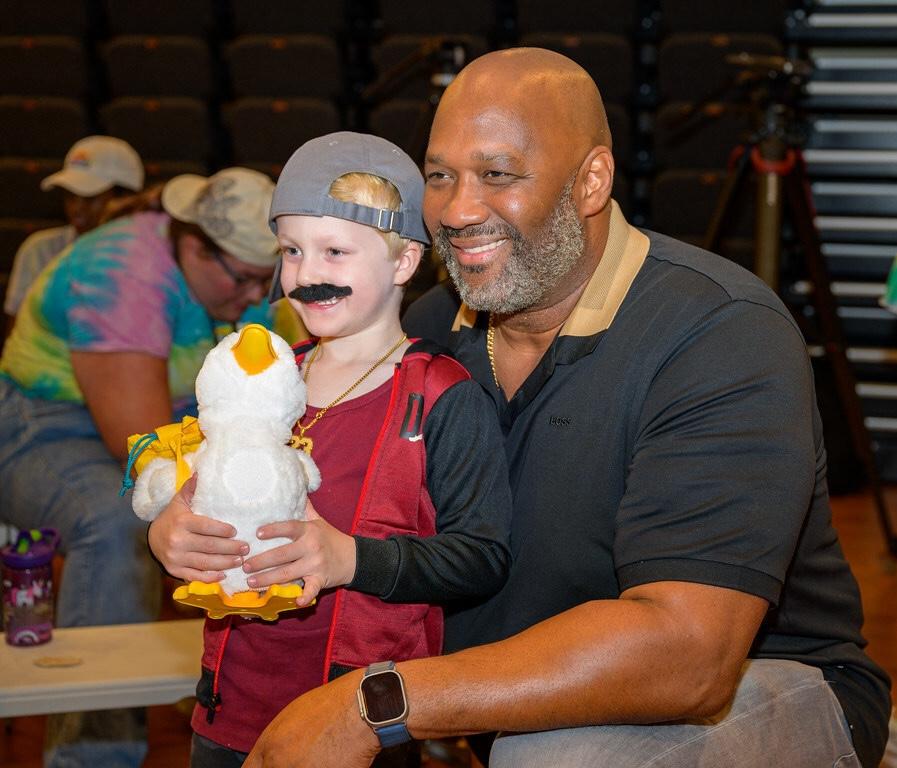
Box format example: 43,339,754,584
403,202,891,767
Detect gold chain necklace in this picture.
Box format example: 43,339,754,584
290,332,408,455
486,314,501,392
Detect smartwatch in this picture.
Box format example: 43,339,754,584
357,661,412,747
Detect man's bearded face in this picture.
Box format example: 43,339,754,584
433,178,585,314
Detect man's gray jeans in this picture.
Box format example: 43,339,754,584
490,659,859,768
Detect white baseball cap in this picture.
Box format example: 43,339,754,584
161,167,279,267
41,136,144,197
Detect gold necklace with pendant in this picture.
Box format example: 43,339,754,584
289,332,408,455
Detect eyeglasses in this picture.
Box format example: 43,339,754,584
208,248,272,292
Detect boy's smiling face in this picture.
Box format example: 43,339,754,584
275,214,419,339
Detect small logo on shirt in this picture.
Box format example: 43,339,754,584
549,415,572,427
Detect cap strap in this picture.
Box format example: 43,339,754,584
319,198,406,235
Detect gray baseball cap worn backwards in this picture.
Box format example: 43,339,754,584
269,131,429,244
268,131,429,303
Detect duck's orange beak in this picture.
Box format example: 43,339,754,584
231,324,277,375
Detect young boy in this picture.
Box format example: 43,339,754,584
147,132,513,767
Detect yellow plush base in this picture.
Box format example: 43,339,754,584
173,581,310,620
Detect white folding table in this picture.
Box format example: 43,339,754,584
0,619,203,717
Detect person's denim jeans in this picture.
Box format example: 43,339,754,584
489,659,860,768
0,378,161,767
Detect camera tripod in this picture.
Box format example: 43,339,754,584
701,56,897,556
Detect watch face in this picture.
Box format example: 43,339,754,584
361,670,408,725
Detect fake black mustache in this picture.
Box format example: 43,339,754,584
288,283,353,302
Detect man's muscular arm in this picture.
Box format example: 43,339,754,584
246,581,767,767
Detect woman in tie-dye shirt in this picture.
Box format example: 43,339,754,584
2,210,290,413
0,168,301,768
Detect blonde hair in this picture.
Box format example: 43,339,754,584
328,172,408,254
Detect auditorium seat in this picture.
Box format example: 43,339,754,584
653,102,754,171
99,97,214,165
651,168,755,242
370,35,487,100
101,35,214,99
225,35,342,99
223,97,341,169
228,0,344,35
102,0,216,36
0,1,88,36
0,158,65,220
517,0,638,36
367,99,434,164
650,169,755,270
657,32,783,103
378,0,495,36
659,0,788,35
0,97,88,157
142,160,210,188
0,36,88,97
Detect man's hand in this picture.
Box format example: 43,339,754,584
245,669,380,768
147,474,248,581
242,499,357,607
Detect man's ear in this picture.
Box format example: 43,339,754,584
577,146,614,218
394,240,424,286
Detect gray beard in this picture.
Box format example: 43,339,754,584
434,178,585,315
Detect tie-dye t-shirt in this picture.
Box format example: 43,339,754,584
0,211,299,413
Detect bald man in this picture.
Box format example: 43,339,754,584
246,49,891,768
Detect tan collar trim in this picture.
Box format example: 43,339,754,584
450,200,649,336
561,200,649,337
451,301,478,332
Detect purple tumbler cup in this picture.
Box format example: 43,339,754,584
1,528,59,646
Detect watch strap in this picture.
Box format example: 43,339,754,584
375,721,412,748
366,660,396,676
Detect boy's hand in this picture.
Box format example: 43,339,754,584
147,473,249,582
243,499,357,606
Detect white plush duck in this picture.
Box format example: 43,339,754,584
129,324,320,618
